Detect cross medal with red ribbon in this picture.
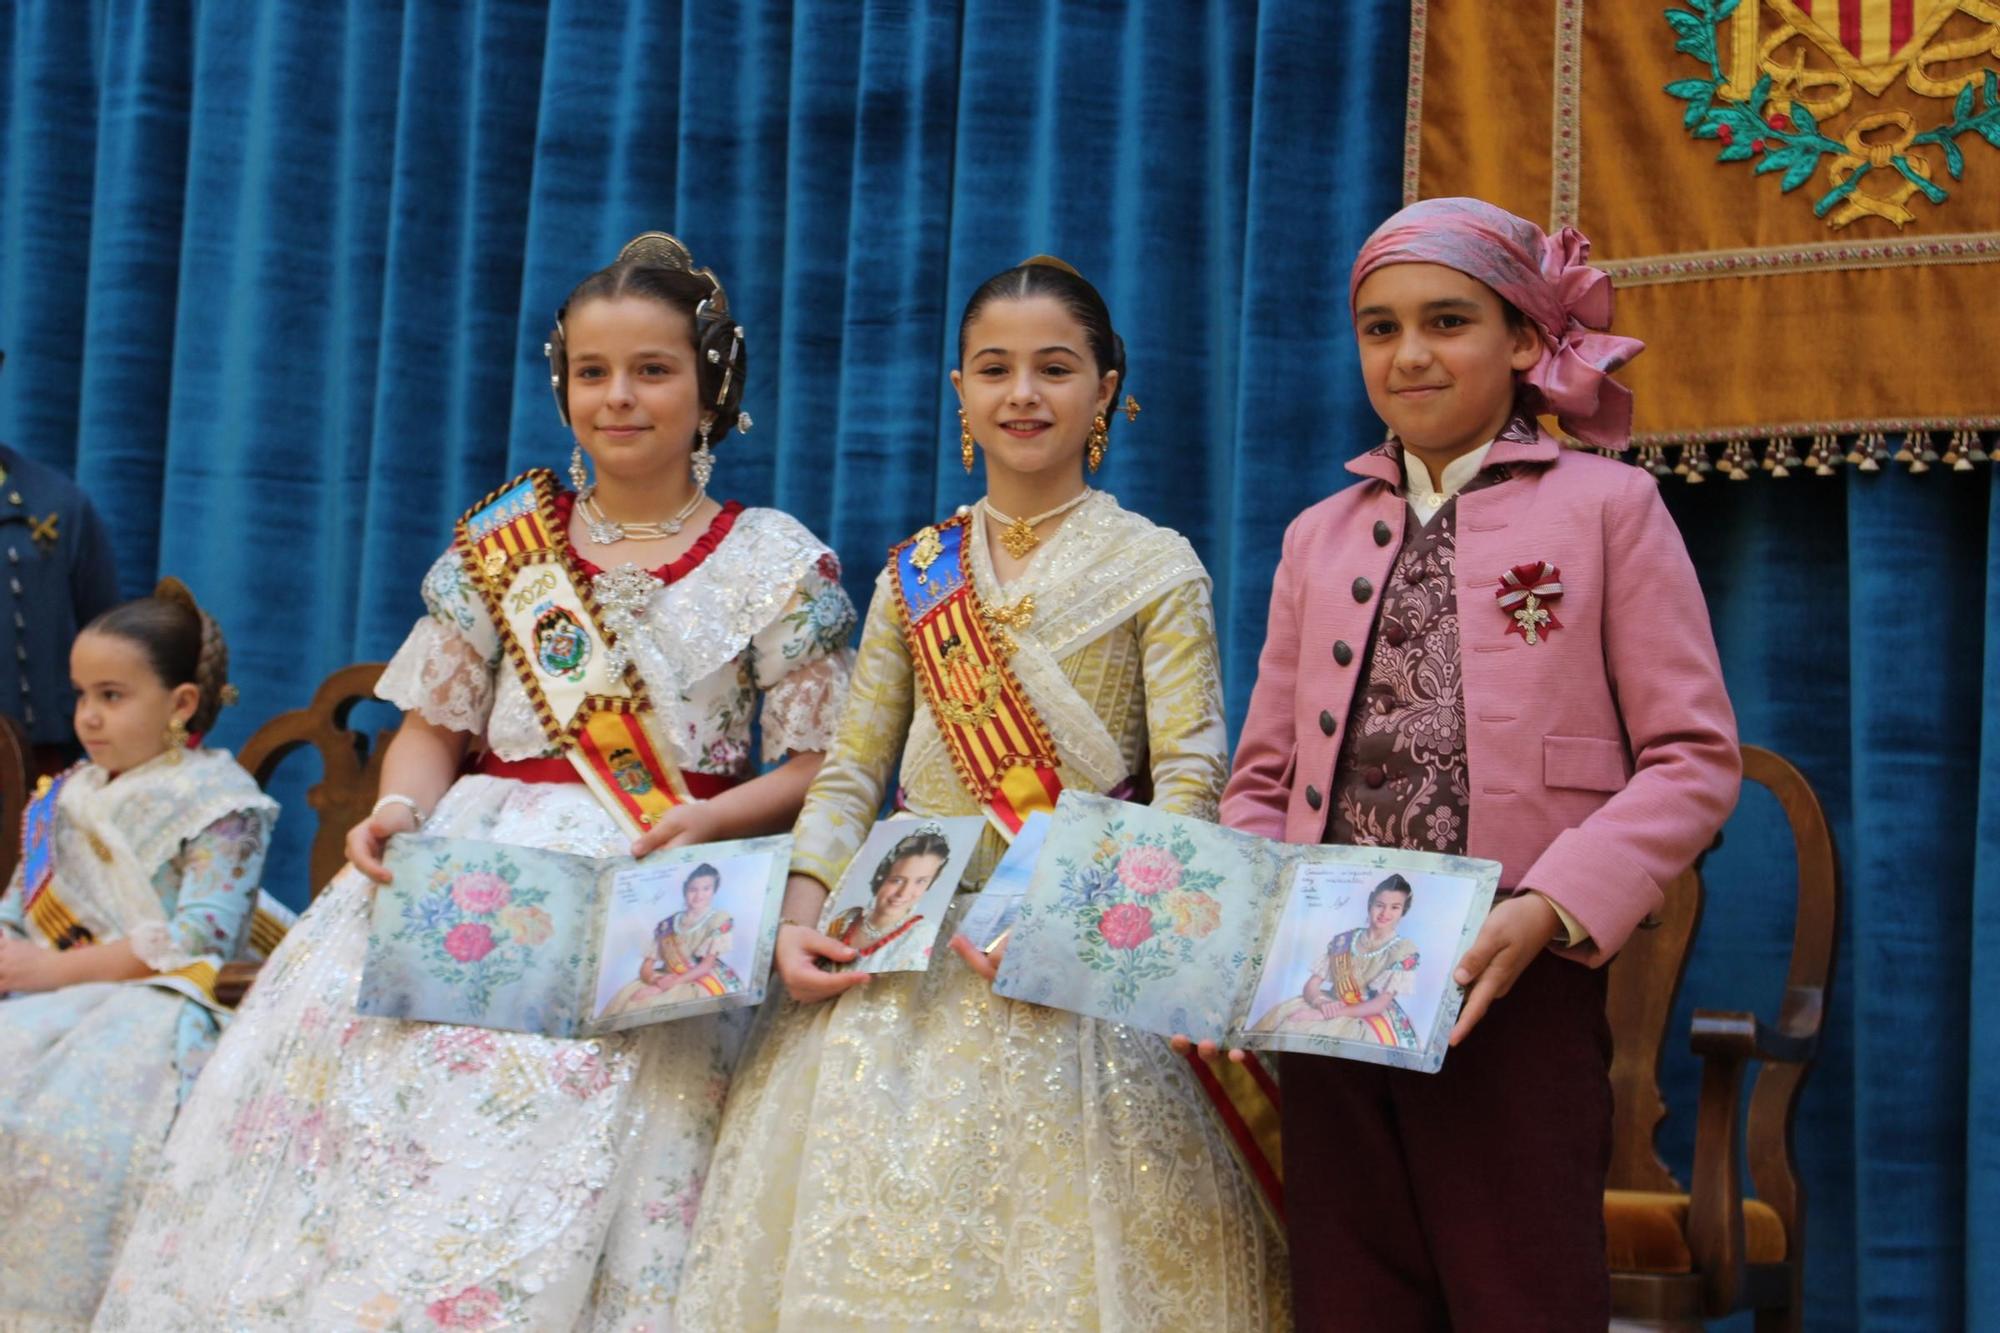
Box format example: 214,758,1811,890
1495,562,1563,645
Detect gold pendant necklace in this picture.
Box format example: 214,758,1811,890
982,489,1093,559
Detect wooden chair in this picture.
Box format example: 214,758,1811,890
214,663,391,1005
0,714,31,892
1604,745,1839,1332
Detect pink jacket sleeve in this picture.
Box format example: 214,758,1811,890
1524,468,1742,961
1220,518,1301,839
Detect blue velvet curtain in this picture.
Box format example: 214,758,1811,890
0,2,1988,1327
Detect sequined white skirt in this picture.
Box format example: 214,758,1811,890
675,895,1290,1332
0,982,191,1332
96,776,734,1332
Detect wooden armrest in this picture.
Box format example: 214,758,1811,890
215,960,263,1009
1689,1008,1816,1065
1686,1035,1748,1316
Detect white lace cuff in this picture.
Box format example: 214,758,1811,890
126,920,200,973
377,618,496,735
760,650,852,762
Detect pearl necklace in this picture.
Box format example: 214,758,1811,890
982,488,1093,559
1351,929,1402,962
578,486,707,544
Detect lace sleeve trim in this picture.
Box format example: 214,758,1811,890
376,618,496,735
127,919,199,973
759,650,853,762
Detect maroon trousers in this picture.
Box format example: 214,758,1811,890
1280,952,1613,1332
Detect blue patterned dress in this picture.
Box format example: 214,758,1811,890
0,749,275,1331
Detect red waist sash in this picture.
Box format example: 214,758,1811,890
475,751,740,799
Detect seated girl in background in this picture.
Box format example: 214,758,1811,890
97,233,855,1330
0,578,278,1331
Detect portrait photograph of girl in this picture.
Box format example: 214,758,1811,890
818,818,979,975
592,853,770,1022
1246,864,1481,1062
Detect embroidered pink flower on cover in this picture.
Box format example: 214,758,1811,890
450,872,512,916
1099,902,1156,950
443,922,496,964
1116,844,1183,897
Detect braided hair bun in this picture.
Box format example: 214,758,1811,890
85,578,237,737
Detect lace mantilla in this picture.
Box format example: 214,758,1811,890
615,510,834,729
983,492,1211,659
59,749,275,886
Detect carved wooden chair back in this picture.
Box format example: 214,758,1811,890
235,662,393,896
1603,744,1838,1332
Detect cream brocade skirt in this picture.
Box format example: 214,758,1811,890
676,896,1290,1332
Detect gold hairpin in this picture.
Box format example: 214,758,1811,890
617,231,729,317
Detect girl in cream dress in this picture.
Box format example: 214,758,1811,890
677,259,1287,1331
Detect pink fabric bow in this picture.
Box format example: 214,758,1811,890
1349,198,1646,449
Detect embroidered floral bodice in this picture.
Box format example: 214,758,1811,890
377,504,856,772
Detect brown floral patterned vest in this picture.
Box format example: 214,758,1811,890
1326,450,1517,856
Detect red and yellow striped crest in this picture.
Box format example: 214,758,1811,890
892,515,1063,838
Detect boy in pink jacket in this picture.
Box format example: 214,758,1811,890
1220,198,1740,1327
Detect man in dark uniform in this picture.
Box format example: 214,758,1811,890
0,398,121,774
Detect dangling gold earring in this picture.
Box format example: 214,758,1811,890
569,444,589,492
164,716,188,764
959,408,976,474
1087,414,1109,473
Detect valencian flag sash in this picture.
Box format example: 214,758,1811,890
1334,942,1415,1049
456,469,693,839
659,925,731,997
891,514,1286,1219
21,767,91,949
890,515,1063,841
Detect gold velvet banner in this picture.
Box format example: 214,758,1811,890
1408,0,1999,473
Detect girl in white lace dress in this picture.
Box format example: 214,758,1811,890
96,235,855,1331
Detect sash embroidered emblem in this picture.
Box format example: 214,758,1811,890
890,514,1064,839
455,470,693,835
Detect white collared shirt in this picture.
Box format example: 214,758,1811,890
1400,441,1494,529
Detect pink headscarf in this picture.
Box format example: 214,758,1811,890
1349,197,1645,449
